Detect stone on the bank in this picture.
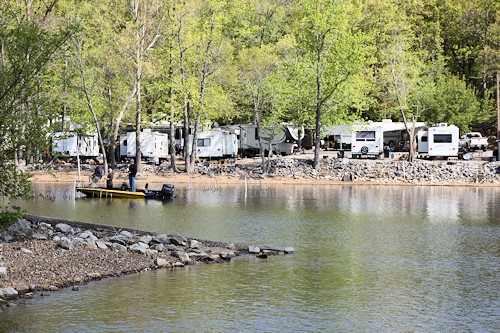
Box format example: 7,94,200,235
86,239,97,249
177,252,191,264
95,241,108,250
129,242,148,254
189,239,201,249
155,258,169,268
220,250,236,260
1,233,13,242
55,223,74,234
57,237,74,250
248,245,260,254
189,252,208,261
111,243,127,252
139,235,152,244
150,243,164,252
0,267,6,278
284,247,295,254
0,287,18,300
226,243,235,250
32,231,47,240
53,235,61,242
15,283,29,295
169,235,186,246
108,235,128,246
8,220,31,236
152,234,170,244
79,230,97,240
86,273,101,279
209,254,221,261
119,230,134,239
20,247,33,255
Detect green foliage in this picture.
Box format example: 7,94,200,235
418,75,484,132
0,206,24,231
0,158,33,200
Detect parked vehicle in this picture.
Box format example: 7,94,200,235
52,132,99,159
417,123,459,159
459,132,488,152
351,125,384,159
222,123,304,157
122,130,169,164
325,119,426,157
189,127,238,159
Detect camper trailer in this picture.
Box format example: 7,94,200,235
222,123,304,156
351,125,384,159
123,130,169,164
189,127,238,159
417,130,428,153
418,123,459,159
52,132,99,159
325,120,425,157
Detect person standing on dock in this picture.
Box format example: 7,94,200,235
128,161,137,192
106,168,114,189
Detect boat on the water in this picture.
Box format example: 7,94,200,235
76,183,174,200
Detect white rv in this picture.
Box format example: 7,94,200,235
123,130,169,164
52,132,99,159
418,123,459,158
222,123,304,156
351,125,384,159
417,130,428,153
190,127,238,159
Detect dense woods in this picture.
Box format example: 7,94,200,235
0,0,499,200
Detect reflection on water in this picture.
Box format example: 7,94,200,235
2,183,499,332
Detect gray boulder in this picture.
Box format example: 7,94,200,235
0,267,6,278
55,223,74,234
0,287,18,300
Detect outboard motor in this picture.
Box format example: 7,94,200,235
161,183,175,199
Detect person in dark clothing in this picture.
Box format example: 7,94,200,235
106,168,114,189
128,162,137,191
91,164,104,184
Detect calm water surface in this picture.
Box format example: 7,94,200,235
1,183,499,332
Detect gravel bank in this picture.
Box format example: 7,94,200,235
0,216,291,311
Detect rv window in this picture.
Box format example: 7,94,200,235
356,131,376,141
421,136,427,142
255,128,259,139
123,140,127,146
197,138,211,147
433,134,452,143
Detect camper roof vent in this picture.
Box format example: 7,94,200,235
438,123,447,127
382,119,393,123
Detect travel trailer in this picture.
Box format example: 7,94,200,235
222,123,305,157
351,125,384,159
417,123,459,159
122,130,169,164
324,120,426,157
52,132,99,159
189,127,238,159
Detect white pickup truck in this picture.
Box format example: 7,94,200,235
460,132,488,151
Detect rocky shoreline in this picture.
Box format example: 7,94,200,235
0,215,293,311
27,155,500,186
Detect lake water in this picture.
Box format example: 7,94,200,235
1,183,499,332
